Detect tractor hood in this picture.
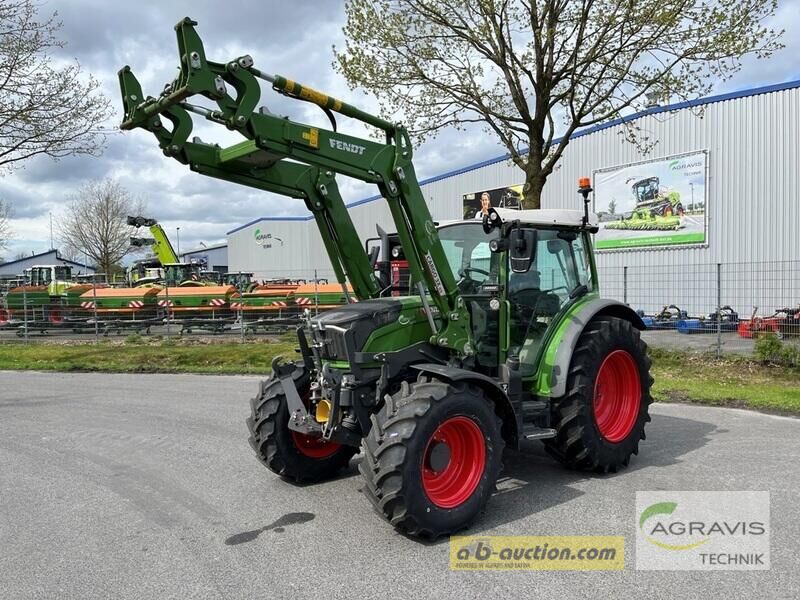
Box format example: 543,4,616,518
310,296,434,363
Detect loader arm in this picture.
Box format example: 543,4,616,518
117,17,473,356
147,223,180,265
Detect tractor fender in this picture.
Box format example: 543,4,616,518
411,363,518,445
541,298,645,398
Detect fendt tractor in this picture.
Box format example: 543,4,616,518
120,19,653,538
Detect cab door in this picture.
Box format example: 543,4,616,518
507,228,592,377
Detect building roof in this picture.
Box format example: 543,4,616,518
0,249,94,271
181,243,228,256
228,77,800,235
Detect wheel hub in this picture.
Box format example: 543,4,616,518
593,350,641,443
422,416,486,509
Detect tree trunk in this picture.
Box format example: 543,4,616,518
522,170,546,210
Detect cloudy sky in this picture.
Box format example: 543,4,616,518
2,0,799,260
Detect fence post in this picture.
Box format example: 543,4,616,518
623,266,628,305
22,285,29,344
92,274,99,342
716,263,722,358
165,283,171,338
314,269,319,317
240,300,245,344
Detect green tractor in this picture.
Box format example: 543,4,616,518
119,19,653,538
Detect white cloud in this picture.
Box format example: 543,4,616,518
3,0,798,256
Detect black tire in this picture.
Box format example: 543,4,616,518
361,377,504,539
246,364,357,483
545,317,653,473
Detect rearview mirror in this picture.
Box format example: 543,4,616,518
510,228,537,273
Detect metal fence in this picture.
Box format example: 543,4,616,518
3,262,799,356
0,271,335,344
598,260,800,356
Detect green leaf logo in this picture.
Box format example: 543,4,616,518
639,502,709,551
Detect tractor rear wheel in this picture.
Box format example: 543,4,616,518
246,367,357,483
545,317,652,473
361,377,503,538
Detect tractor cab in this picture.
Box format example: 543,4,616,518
200,270,221,284
163,263,204,286
128,259,164,286
223,272,254,291
438,210,595,376
632,177,660,203
28,265,75,296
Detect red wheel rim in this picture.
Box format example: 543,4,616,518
290,430,342,458
289,392,342,459
593,350,641,443
422,416,486,509
49,307,64,325
0,308,8,325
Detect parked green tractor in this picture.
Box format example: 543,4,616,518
119,19,653,538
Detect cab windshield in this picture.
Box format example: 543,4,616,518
438,222,499,289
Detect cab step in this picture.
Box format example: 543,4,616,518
522,424,556,440
521,400,548,420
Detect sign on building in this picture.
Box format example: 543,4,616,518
462,184,525,220
593,150,708,250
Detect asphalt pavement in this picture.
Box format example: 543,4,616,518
0,371,797,599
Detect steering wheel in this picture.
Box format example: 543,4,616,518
508,285,570,319
457,267,491,293
461,267,490,279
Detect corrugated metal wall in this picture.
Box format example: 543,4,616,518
228,83,800,312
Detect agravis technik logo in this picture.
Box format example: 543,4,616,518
635,492,770,570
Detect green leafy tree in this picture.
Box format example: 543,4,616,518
0,0,111,173
608,198,617,215
335,0,782,208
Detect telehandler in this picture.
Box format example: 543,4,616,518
119,18,653,538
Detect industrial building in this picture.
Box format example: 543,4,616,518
226,79,800,312
180,243,228,275
0,249,95,279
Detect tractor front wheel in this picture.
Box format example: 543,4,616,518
361,378,503,538
545,317,653,473
246,367,357,483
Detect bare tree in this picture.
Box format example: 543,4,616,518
59,180,144,276
0,0,112,173
335,0,783,207
0,199,11,254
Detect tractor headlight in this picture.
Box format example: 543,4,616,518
489,297,501,311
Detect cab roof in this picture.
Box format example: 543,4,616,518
494,208,598,230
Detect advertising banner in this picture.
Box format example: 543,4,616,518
593,150,708,250
462,184,524,220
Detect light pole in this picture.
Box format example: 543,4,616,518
176,227,181,258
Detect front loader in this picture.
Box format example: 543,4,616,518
119,18,653,538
